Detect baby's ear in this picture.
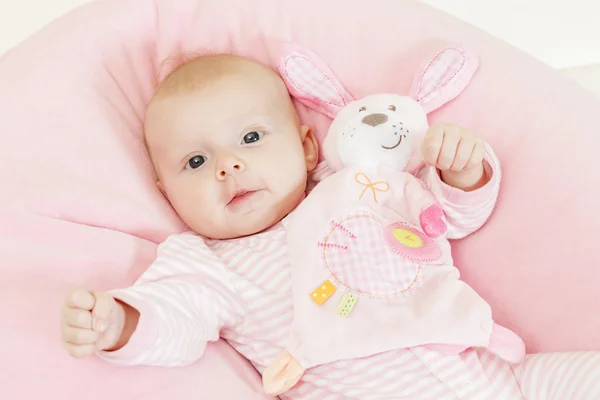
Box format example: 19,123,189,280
277,44,354,119
301,125,319,171
409,45,479,114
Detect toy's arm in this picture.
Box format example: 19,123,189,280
415,142,501,239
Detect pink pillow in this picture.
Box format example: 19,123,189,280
1,0,599,398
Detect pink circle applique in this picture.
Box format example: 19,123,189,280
319,214,427,298
384,222,442,262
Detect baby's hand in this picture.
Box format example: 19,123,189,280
61,288,125,358
421,123,488,191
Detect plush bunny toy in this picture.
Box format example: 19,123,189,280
262,44,526,396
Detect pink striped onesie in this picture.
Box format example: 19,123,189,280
99,148,600,399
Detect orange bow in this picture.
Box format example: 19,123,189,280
354,172,390,203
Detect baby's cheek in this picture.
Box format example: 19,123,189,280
170,184,214,223
184,206,225,238
278,165,306,194
176,198,206,227
266,162,305,210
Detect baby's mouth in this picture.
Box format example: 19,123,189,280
226,189,262,207
381,135,403,150
229,190,252,203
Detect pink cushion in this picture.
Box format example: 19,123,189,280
1,0,599,398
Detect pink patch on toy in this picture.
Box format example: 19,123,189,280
419,204,447,238
408,46,479,115
321,214,422,298
384,222,442,262
413,48,466,103
279,46,355,119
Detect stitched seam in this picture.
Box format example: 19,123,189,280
321,214,421,298
283,54,347,108
415,48,467,101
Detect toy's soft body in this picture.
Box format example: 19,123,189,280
286,165,496,365
262,44,525,395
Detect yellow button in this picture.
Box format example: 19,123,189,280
392,228,424,248
310,280,337,305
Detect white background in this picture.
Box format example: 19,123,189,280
1,0,599,96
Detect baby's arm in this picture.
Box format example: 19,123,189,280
61,233,246,366
417,123,500,239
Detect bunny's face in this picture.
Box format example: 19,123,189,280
324,94,428,171
278,44,479,173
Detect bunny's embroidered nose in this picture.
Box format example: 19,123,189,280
362,113,388,127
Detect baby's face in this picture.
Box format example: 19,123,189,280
145,64,317,239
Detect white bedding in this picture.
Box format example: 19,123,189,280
1,0,598,97
562,64,600,97
419,0,600,97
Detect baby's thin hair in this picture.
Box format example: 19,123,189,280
154,51,248,98
146,50,301,133
156,49,221,82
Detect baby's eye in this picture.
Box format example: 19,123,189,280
359,106,367,112
186,155,206,170
389,105,396,111
242,131,264,144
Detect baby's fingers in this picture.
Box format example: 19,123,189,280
436,128,461,170
63,326,100,345
63,307,92,329
449,138,475,171
66,287,95,310
466,140,486,170
421,124,445,166
91,292,115,333
64,343,96,359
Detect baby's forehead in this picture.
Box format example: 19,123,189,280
145,55,298,145
155,55,238,96
154,54,283,99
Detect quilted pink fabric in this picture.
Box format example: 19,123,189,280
0,0,599,398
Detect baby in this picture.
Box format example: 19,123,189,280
60,55,600,399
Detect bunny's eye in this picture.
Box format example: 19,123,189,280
359,106,367,112
389,105,396,111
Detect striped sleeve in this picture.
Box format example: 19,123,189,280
415,143,501,239
97,233,246,366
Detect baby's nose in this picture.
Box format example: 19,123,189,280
216,159,245,180
362,113,388,127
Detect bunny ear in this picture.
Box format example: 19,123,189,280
409,45,479,114
278,44,354,118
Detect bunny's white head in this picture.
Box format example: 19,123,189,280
324,93,428,172
278,44,479,173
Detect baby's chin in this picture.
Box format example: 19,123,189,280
194,195,302,239
196,214,280,240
